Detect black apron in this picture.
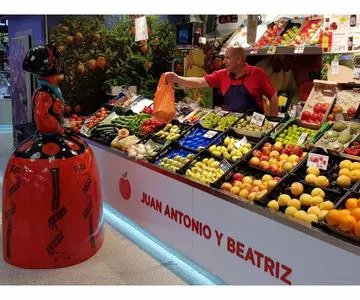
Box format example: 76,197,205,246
224,83,262,114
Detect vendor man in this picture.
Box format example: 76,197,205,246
164,46,279,116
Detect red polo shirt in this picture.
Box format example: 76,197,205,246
204,64,276,112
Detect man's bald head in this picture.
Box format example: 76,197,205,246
223,47,246,74
227,47,246,60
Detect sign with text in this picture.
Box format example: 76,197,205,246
307,153,329,170
135,16,148,42
251,112,265,127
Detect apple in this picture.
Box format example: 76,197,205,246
233,173,244,181
269,158,278,165
269,150,280,159
282,161,293,172
261,146,271,156
119,173,132,200
284,144,294,154
291,145,303,157
253,150,262,158
249,157,261,167
230,186,240,195
232,180,243,188
264,142,273,148
269,165,279,173
253,179,263,187
259,161,270,170
250,186,260,193
221,182,232,191
267,179,278,188
273,142,283,152
279,153,289,161
260,155,270,162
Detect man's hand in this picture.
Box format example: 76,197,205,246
164,72,179,85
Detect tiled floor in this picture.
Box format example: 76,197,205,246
0,128,187,285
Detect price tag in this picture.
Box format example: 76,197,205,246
331,60,339,74
294,44,305,54
307,153,329,171
80,125,91,137
251,112,265,127
203,130,218,139
234,136,248,149
297,133,308,145
267,46,277,54
250,49,259,55
278,95,288,107
135,16,148,42
219,159,232,172
63,118,71,128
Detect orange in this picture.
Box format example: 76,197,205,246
326,209,341,226
351,208,360,221
354,221,360,237
345,198,358,210
338,215,357,233
339,209,351,217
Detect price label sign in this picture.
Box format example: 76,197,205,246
267,46,277,54
80,125,91,137
250,49,259,55
251,112,265,127
297,133,308,145
307,153,329,171
203,130,218,139
219,159,232,172
234,136,248,149
63,118,71,128
331,60,339,75
294,44,305,54
135,16,149,42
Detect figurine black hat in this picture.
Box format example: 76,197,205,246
23,45,64,76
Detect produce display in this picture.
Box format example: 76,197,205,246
344,139,360,157
208,136,253,162
111,135,140,152
127,140,162,160
324,194,360,239
156,148,195,172
182,109,210,125
153,123,184,142
294,157,360,192
178,127,222,151
329,89,360,121
109,94,138,107
315,121,360,152
291,19,322,45
233,115,274,137
270,24,300,47
68,114,86,133
138,117,165,135
254,20,287,48
247,140,307,176
185,157,225,185
275,123,318,146
200,112,240,131
220,168,281,202
266,180,337,224
110,113,152,135
82,107,111,131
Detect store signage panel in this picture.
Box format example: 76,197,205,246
92,145,194,256
192,189,360,285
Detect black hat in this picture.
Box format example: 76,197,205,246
23,45,64,76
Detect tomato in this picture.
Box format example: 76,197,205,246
347,107,357,117
327,114,335,121
313,103,322,114
301,111,311,121
96,112,101,117
321,103,329,113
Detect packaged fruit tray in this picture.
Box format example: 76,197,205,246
269,20,302,47
318,190,360,245
206,129,258,164
181,109,211,125
261,174,341,226
331,83,360,121
272,118,329,148
152,120,191,144
177,124,223,152
213,160,285,203
314,120,360,153
342,136,360,161
244,136,308,177
254,18,289,48
200,111,241,132
151,144,197,173
291,17,322,46
299,80,337,128
178,151,225,186
232,113,285,139
291,148,360,195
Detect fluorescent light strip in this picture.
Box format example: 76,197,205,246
104,203,225,285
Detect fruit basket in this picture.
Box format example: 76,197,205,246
272,118,328,149
269,20,302,47
261,174,341,226
299,80,337,128
149,143,197,173
206,129,258,164
314,120,360,153
181,109,211,125
152,120,191,144
177,151,225,186
232,113,286,139
177,123,223,152
200,111,241,131
290,17,322,46
213,160,285,203
318,190,360,245
244,136,308,177
291,148,360,195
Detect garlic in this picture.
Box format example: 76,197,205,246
136,154,144,160
128,150,137,158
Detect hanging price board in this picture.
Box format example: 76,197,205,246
251,112,265,127
307,153,329,171
267,46,277,54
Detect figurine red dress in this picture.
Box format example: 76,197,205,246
2,45,104,268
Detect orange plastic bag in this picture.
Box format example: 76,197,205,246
153,74,176,123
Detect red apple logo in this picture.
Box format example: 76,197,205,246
119,172,131,200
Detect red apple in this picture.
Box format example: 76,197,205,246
232,180,242,187
221,182,232,191
269,150,280,159
264,142,273,148
253,150,262,158
261,146,271,156
291,145,303,157
249,157,261,167
273,142,283,152
269,165,279,173
259,161,270,170
284,144,294,154
233,173,244,181
260,155,270,162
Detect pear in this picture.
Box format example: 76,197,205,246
212,150,222,158
224,137,231,146
209,145,217,152
227,143,235,152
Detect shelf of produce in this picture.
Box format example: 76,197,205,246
245,46,322,56
86,137,360,285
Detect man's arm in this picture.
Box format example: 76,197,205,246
269,93,279,117
164,72,209,89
